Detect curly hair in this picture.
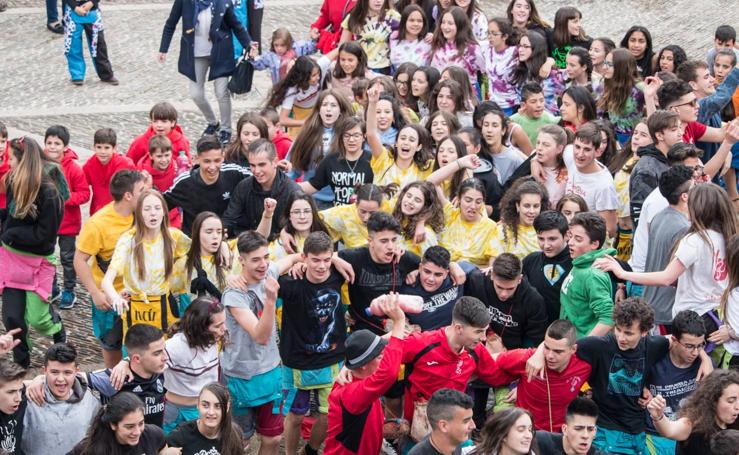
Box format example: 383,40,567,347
392,181,444,241
679,370,739,437
613,297,654,332
499,178,549,245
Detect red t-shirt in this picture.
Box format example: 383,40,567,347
496,348,592,431
401,328,513,421
325,336,403,455
682,121,707,145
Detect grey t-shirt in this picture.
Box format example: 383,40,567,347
642,207,689,324
221,263,281,379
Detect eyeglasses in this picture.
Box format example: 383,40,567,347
395,79,410,87
343,133,364,140
676,340,706,352
671,99,698,109
289,209,313,216
519,44,532,49
603,60,614,68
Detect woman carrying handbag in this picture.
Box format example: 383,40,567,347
159,0,252,145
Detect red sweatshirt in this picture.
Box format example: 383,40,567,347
325,336,402,455
58,148,91,236
0,143,9,209
401,328,513,421
496,348,592,431
83,153,136,215
137,155,182,228
272,129,293,161
125,125,191,164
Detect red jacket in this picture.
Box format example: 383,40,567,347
58,148,90,236
83,153,136,215
137,155,182,228
273,129,293,161
125,125,191,165
401,328,513,421
496,348,592,431
325,336,402,455
0,143,9,209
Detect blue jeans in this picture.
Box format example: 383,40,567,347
46,0,59,23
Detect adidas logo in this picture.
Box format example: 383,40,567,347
132,385,143,393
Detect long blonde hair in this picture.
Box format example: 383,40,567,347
132,190,175,281
7,137,47,219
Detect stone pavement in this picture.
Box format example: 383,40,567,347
0,0,737,369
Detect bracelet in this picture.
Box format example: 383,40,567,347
653,413,665,422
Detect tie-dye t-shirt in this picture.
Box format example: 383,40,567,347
342,10,401,69
439,203,498,267
490,224,539,260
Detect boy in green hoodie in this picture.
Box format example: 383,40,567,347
560,212,615,338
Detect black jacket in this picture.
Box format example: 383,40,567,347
629,145,670,228
464,270,548,349
222,170,300,237
159,0,251,82
1,181,64,256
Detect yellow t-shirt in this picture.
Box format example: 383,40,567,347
491,224,540,260
171,240,241,297
370,148,434,188
110,227,191,298
614,156,637,219
269,235,306,261
320,204,368,249
76,202,133,291
439,203,498,267
399,225,438,257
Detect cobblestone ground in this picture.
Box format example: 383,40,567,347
0,0,738,369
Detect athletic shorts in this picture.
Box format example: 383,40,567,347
91,303,123,351
594,427,646,455
645,433,676,455
232,400,284,439
282,363,341,415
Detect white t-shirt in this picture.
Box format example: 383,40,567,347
563,146,618,212
724,288,739,355
672,229,729,317
281,55,332,110
628,187,669,272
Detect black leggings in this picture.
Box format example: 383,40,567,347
2,287,63,368
247,0,263,52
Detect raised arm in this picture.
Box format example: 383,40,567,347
365,86,384,158
227,276,279,345
593,254,686,287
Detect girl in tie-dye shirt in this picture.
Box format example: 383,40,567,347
341,0,400,73
389,4,432,68
430,7,486,90
484,17,520,113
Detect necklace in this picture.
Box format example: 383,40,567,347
344,156,360,175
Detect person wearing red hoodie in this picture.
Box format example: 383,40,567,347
260,107,293,161
44,125,91,310
311,0,356,53
136,135,183,228
0,123,9,209
125,101,191,165
83,128,136,215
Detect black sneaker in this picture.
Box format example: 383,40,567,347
47,21,63,34
202,122,219,137
53,323,67,344
218,130,232,145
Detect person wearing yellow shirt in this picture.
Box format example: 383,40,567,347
391,181,444,257
432,136,476,201
492,178,549,259
75,169,148,368
366,86,434,188
102,190,191,339
319,183,397,249
438,178,499,269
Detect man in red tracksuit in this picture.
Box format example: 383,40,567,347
495,319,592,432
325,296,407,455
401,296,514,423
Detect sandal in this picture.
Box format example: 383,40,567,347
47,21,63,34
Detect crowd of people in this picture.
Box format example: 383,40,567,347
2,0,739,453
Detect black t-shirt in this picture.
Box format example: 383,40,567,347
400,276,462,331
309,152,373,205
522,248,573,324
87,370,166,427
534,431,605,455
278,268,347,370
576,334,670,434
407,436,462,455
338,247,421,334
67,424,165,455
163,163,250,235
167,420,224,455
0,387,27,455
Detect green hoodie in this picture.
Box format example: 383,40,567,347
559,248,616,338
